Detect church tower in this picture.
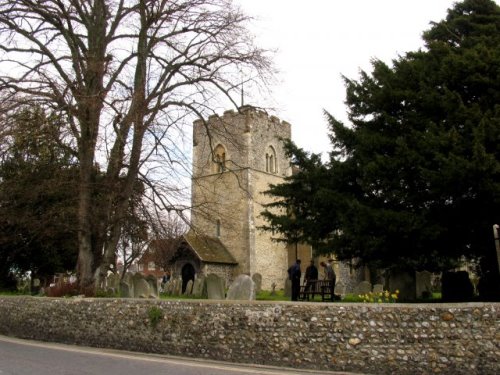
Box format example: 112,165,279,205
191,106,292,289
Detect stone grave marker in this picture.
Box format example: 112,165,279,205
226,275,256,300
355,281,372,295
373,284,384,294
334,281,346,297
284,278,291,298
184,279,194,296
252,273,262,294
416,270,432,299
192,276,204,298
388,270,416,301
134,278,151,298
132,273,149,298
119,281,131,298
145,275,159,298
172,277,183,296
204,274,225,300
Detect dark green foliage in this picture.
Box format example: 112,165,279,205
0,107,79,288
441,271,475,302
0,106,149,289
261,0,500,297
147,306,163,328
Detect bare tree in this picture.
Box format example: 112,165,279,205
0,0,271,289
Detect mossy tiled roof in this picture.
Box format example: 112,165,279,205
183,231,237,265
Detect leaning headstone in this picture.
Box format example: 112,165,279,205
184,279,194,296
373,284,384,294
119,281,131,298
192,276,205,298
252,273,262,294
284,278,291,298
226,275,256,300
123,272,134,294
416,270,433,299
204,274,225,300
387,270,416,301
145,275,159,298
172,277,183,296
355,281,372,295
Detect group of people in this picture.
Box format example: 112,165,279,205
288,258,336,301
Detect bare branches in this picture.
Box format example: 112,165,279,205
0,0,272,287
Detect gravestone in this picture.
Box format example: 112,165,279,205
387,270,416,301
119,281,131,298
416,271,433,299
252,273,262,294
132,273,150,298
373,284,384,294
284,278,291,298
122,272,134,295
355,281,372,295
184,279,194,296
172,277,183,296
204,274,225,300
145,275,159,298
192,276,204,298
134,278,151,298
107,273,120,290
334,281,346,297
226,275,256,300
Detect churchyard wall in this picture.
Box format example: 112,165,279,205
0,297,498,375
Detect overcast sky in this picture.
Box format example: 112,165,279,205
234,0,482,157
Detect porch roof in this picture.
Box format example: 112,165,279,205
183,231,237,265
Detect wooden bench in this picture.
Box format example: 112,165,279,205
299,279,336,302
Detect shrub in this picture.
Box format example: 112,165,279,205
148,306,163,328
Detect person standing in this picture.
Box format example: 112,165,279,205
289,259,302,301
304,259,319,298
321,259,336,285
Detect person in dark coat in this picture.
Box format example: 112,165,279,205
304,259,319,298
289,259,302,301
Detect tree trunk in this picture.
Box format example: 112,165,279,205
76,139,96,290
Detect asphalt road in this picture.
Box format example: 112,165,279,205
0,335,359,375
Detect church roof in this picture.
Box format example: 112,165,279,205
183,231,237,265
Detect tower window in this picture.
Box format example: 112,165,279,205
216,219,221,238
213,144,226,173
265,146,277,174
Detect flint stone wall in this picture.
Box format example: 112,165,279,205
0,297,498,375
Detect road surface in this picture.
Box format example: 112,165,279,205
0,335,360,375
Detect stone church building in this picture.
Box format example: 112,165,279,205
164,106,309,291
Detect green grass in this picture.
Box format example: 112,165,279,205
256,289,287,301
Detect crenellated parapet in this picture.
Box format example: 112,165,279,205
193,106,291,146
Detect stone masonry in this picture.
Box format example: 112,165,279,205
191,107,292,290
0,296,498,375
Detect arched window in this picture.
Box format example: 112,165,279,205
213,144,226,173
216,219,221,238
265,145,277,174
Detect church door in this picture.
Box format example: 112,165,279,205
181,263,195,293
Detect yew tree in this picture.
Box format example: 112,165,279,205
0,0,270,289
0,107,78,287
262,0,500,293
